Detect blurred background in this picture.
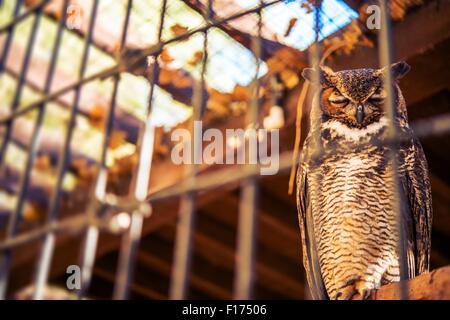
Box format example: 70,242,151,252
0,0,449,299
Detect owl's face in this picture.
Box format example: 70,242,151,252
302,62,410,129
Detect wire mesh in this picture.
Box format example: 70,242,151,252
0,0,446,300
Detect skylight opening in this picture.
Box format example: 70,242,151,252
237,0,358,49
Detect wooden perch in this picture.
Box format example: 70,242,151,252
352,266,450,300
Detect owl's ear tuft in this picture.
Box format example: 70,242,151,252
379,61,410,80
391,61,410,79
301,65,335,86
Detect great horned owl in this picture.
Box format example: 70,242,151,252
296,62,432,300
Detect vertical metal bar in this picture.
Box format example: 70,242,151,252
0,2,43,300
169,0,211,301
0,2,42,168
4,0,69,299
305,0,324,300
377,0,408,300
77,0,134,299
112,0,168,300
31,0,99,300
233,1,262,300
0,0,21,74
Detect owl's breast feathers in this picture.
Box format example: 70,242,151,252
297,118,432,300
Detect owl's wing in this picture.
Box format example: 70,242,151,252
401,137,433,276
296,162,328,300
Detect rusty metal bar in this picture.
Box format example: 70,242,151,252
377,0,409,300
76,0,134,299
169,0,212,301
303,0,325,300
0,0,284,125
3,0,69,299
30,0,99,300
0,1,44,299
233,1,262,300
112,0,168,300
0,0,21,73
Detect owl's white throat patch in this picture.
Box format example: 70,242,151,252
323,117,388,142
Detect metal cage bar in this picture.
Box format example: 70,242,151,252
31,0,100,300
0,1,42,167
377,0,409,300
7,0,69,300
77,0,134,299
0,0,284,126
0,0,44,298
112,0,168,300
233,0,263,300
0,0,21,72
169,0,212,301
0,0,442,301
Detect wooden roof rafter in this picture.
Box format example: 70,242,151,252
181,0,297,60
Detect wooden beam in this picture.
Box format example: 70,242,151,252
157,223,303,298
353,265,450,300
138,242,231,299
329,0,450,70
181,0,293,60
161,205,304,298
93,268,165,300
201,193,300,261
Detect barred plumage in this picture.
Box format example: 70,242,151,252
297,62,432,300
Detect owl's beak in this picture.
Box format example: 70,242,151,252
356,104,364,124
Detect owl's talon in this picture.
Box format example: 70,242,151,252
355,280,374,300
359,289,372,300
335,284,356,300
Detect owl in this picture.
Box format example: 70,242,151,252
296,62,432,300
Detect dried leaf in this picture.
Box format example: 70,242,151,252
71,158,94,179
284,18,298,37
172,72,192,88
170,24,188,36
209,88,232,106
232,85,251,102
159,48,174,64
24,0,40,7
114,153,138,173
230,101,248,116
88,104,106,127
159,68,175,85
188,51,203,66
34,155,51,171
280,69,299,89
267,57,285,74
154,126,169,156
207,100,229,116
109,130,127,149
301,2,313,14
23,203,43,222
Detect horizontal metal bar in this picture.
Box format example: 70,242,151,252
0,109,448,252
0,214,91,251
